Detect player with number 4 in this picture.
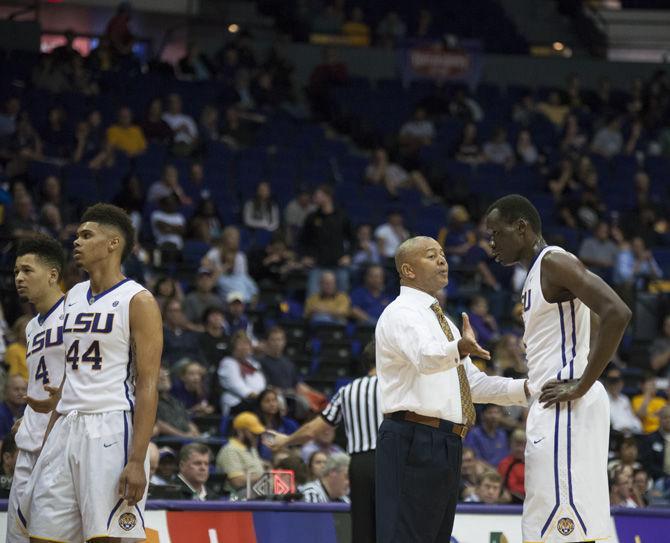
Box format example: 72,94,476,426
18,204,163,543
7,234,66,543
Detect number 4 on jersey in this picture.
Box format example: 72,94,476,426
35,356,50,385
66,340,103,370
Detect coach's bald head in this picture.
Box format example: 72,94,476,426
395,236,449,295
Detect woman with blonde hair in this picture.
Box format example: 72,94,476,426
202,225,248,276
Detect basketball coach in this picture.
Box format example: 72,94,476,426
375,236,529,542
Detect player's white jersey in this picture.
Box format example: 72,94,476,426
521,246,590,398
15,297,65,453
521,245,610,542
58,278,146,414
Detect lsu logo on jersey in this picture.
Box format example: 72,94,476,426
63,313,115,334
27,327,63,356
119,512,137,531
522,289,532,312
556,517,575,536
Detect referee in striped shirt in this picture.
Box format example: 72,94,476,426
270,342,381,543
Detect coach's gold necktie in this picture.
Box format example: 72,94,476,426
430,302,476,427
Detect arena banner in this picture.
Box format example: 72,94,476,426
451,506,621,543
399,39,483,88
144,501,351,543
2,501,670,542
611,506,670,542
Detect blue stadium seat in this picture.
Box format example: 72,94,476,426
652,248,670,276
28,161,61,183
63,164,100,204
182,240,210,265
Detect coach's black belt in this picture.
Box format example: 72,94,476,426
385,410,469,438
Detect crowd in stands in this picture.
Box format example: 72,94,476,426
0,2,669,508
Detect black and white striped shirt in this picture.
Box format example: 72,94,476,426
321,375,382,454
300,479,351,504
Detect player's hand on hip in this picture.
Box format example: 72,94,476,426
458,313,491,360
539,379,584,408
26,385,61,414
118,460,147,506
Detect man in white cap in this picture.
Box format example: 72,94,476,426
223,291,257,344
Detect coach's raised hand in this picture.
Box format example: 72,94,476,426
458,313,491,360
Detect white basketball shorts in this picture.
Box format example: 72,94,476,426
523,381,611,543
7,449,39,543
19,410,149,543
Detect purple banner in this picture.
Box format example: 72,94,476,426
612,506,670,542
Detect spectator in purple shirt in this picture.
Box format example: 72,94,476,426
0,376,27,439
464,404,510,468
170,360,216,416
467,295,500,350
255,389,299,460
350,265,392,325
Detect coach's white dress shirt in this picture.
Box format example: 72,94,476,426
375,286,527,423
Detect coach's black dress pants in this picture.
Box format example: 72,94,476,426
375,418,462,543
350,450,376,543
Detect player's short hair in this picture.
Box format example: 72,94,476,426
486,194,542,235
80,203,135,261
16,233,65,279
179,442,211,465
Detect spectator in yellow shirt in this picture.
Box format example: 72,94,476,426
304,271,351,325
536,91,569,129
5,315,30,381
632,373,667,434
342,7,371,46
106,106,147,157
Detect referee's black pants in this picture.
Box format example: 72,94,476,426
375,418,462,543
350,450,376,543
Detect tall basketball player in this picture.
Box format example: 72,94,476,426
8,235,65,543
20,203,163,543
486,195,631,543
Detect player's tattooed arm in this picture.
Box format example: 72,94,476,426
119,290,162,506
539,251,631,407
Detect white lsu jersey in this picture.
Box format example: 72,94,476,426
57,278,147,414
16,297,65,453
521,246,590,398
521,245,610,542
